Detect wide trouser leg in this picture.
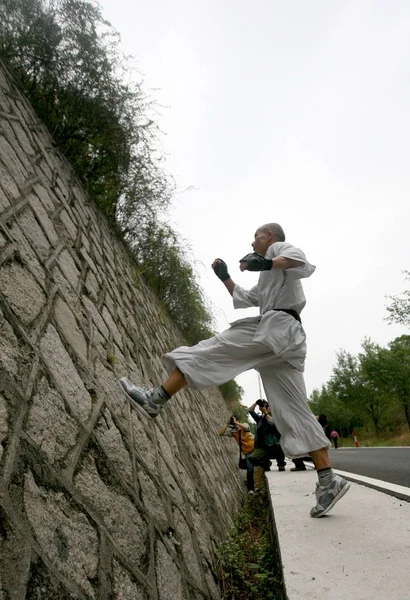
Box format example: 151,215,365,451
259,357,330,459
163,322,272,389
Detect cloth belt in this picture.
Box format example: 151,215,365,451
273,308,302,324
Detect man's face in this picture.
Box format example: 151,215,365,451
252,228,273,256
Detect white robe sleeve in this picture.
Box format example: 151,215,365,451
232,284,259,308
270,242,316,280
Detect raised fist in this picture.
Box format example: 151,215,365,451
212,258,230,281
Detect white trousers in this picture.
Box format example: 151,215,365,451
163,321,329,458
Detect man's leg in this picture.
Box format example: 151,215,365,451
163,368,187,396
291,458,307,471
247,449,266,490
120,321,272,417
245,456,255,492
273,443,286,470
259,359,350,517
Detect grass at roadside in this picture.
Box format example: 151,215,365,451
215,484,285,600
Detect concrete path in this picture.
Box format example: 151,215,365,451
266,468,410,600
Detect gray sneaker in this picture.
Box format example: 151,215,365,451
119,377,169,418
310,474,350,518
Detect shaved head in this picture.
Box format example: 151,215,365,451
259,223,286,242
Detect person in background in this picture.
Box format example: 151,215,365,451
219,416,255,493
317,414,331,442
247,399,286,472
330,429,340,449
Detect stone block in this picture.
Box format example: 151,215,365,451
75,456,149,570
102,306,122,347
173,511,204,590
85,269,100,302
129,411,158,478
113,561,149,600
0,262,46,325
33,182,56,213
156,428,179,478
94,361,128,420
10,120,35,156
58,249,81,290
156,540,186,600
9,221,46,287
26,376,79,464
16,207,51,262
54,296,88,365
158,458,183,506
0,185,10,212
24,471,98,598
0,162,20,201
138,471,168,530
0,134,29,184
82,296,109,341
0,393,8,462
94,408,133,488
28,193,59,246
59,209,78,242
0,307,19,377
40,324,91,423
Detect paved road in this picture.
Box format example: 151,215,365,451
328,447,410,487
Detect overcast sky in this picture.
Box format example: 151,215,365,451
101,0,410,406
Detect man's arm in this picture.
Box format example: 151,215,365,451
222,277,235,296
239,254,303,272
218,421,231,436
248,407,262,424
240,243,315,280
271,256,304,270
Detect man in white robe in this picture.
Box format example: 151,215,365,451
120,223,350,517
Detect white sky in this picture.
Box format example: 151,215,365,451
101,0,410,406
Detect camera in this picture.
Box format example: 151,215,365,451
256,399,269,408
229,416,236,425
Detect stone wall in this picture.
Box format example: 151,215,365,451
0,62,244,600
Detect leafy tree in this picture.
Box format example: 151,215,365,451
0,0,242,404
0,0,172,223
385,271,410,328
362,336,410,430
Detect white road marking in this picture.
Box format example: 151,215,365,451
333,468,410,499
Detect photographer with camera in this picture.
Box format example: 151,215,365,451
247,399,286,489
219,416,255,493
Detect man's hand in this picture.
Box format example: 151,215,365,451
212,258,231,281
239,252,272,272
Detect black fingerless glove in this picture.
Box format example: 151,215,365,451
239,252,272,271
212,259,230,281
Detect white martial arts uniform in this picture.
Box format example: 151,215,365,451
163,242,330,458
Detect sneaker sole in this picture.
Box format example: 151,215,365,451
311,481,351,518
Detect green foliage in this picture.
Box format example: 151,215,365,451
310,336,410,436
385,271,410,328
219,380,248,422
126,218,214,345
216,489,284,600
0,0,245,405
0,0,172,223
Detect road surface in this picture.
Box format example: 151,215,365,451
328,447,410,487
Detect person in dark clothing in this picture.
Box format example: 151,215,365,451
247,399,286,474
317,414,332,442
